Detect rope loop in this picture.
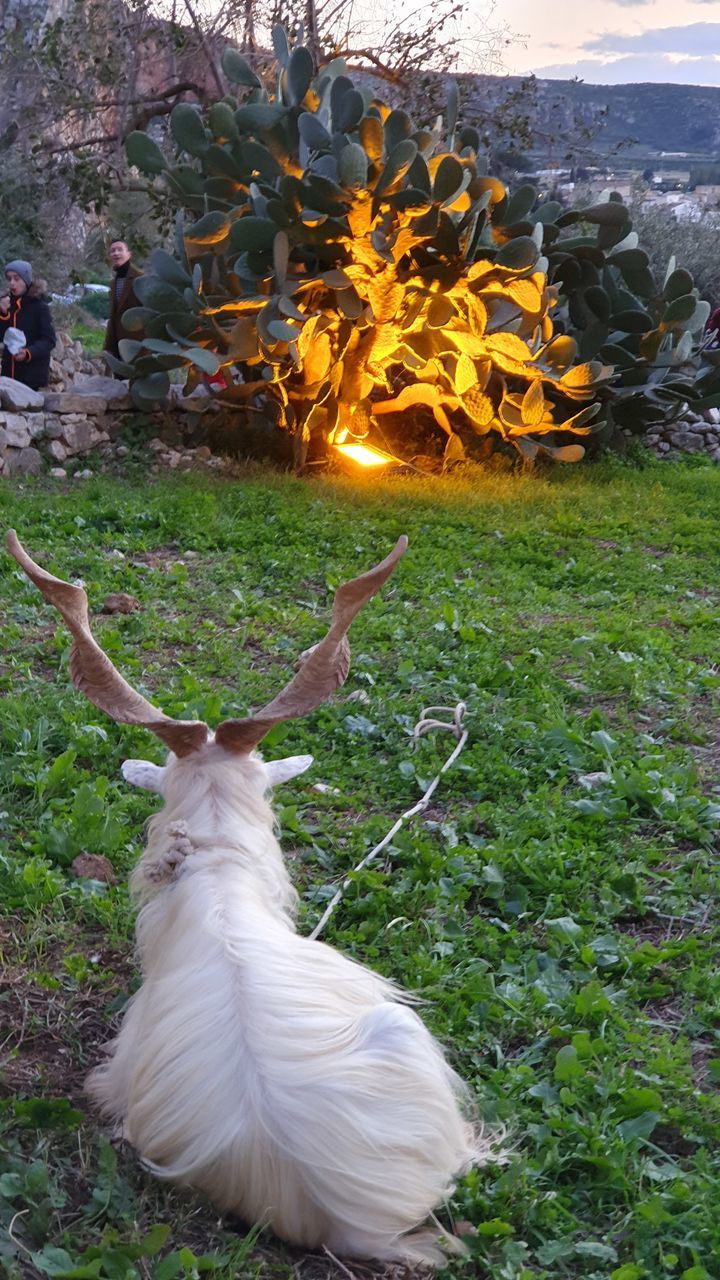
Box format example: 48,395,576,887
413,701,467,745
309,700,469,940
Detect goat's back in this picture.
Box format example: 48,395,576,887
87,857,482,1262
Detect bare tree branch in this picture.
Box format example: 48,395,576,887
182,0,225,96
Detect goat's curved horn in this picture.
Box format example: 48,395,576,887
6,531,208,757
215,536,408,754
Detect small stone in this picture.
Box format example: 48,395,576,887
658,441,671,453
0,426,6,451
107,548,125,559
74,468,94,479
195,445,212,461
70,852,116,883
704,407,720,424
149,437,166,452
47,440,68,462
184,550,198,559
43,416,64,439
101,592,140,614
453,1221,477,1238
115,444,129,457
49,467,67,478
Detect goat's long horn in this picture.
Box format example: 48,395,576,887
6,531,208,757
215,535,408,754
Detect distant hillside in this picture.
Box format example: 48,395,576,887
459,75,720,159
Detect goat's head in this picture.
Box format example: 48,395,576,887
6,530,407,795
119,750,316,797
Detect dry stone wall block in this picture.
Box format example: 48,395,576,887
5,446,43,475
61,419,97,455
44,393,108,415
668,431,704,452
0,377,45,411
1,414,31,448
74,374,131,406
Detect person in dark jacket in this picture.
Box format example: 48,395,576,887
104,240,144,359
0,259,56,389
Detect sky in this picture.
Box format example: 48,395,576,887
495,0,720,86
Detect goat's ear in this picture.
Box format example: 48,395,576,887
265,754,314,786
121,759,167,793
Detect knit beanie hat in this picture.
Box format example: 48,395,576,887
5,260,33,287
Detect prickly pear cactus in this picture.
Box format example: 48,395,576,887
124,29,710,467
492,189,720,438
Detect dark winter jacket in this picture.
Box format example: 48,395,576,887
0,287,56,389
104,263,144,358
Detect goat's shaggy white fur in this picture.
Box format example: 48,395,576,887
88,742,487,1265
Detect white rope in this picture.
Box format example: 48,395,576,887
308,702,469,941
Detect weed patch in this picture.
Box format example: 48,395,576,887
1,459,719,1279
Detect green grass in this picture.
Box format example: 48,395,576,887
69,321,106,356
1,459,719,1280
50,300,107,355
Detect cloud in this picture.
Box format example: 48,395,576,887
533,54,720,86
585,23,720,56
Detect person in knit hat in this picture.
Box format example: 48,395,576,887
0,259,56,389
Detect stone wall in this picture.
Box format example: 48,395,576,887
0,374,127,476
3,327,720,475
644,408,720,462
0,372,229,477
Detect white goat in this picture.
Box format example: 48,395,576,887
8,530,491,1266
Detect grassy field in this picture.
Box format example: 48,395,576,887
1,459,718,1280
